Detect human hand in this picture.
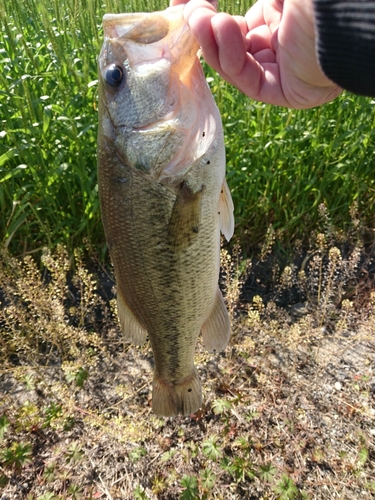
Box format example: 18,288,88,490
170,0,342,108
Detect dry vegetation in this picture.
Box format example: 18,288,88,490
1,210,375,499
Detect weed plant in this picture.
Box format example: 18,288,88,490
0,244,108,366
1,0,375,256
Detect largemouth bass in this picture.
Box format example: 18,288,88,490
97,5,234,417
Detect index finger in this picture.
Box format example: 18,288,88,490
245,0,266,30
245,0,283,32
183,2,219,67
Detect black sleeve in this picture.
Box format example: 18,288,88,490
313,0,375,97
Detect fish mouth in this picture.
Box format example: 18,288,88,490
101,5,199,84
102,5,183,42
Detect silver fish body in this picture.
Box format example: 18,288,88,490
97,5,234,416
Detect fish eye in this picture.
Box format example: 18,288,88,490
105,64,124,87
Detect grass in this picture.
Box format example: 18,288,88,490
0,0,375,256
220,91,375,249
0,0,101,255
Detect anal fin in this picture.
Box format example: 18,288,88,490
219,179,234,241
201,287,230,353
117,292,148,346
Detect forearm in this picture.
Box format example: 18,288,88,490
313,0,375,97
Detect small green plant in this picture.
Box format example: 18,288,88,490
65,366,89,388
161,449,177,462
211,398,232,415
199,467,215,492
43,463,56,483
0,473,9,487
312,448,325,464
245,409,259,422
63,416,75,431
233,436,254,457
14,402,41,432
180,475,199,500
151,474,167,495
134,484,149,499
67,483,83,500
43,402,63,427
258,462,277,482
357,447,369,468
75,367,89,388
64,442,84,464
0,416,10,440
364,481,375,493
37,493,58,500
129,446,147,463
201,436,222,461
273,474,299,500
22,374,35,390
1,441,33,473
186,441,199,459
221,456,256,483
230,456,256,482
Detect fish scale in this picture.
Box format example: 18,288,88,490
97,5,234,416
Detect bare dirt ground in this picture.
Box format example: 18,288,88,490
0,243,374,499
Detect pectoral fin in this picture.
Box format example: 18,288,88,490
117,292,148,346
219,179,234,241
168,182,203,249
201,287,230,353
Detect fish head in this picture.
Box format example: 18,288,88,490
98,5,199,134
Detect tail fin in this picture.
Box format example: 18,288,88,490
152,368,202,417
